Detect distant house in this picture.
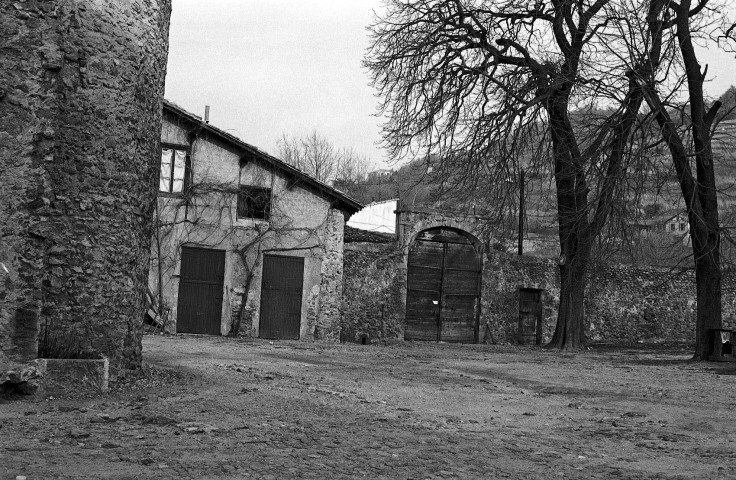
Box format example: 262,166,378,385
407,154,440,175
663,213,688,235
633,211,690,245
367,168,394,181
148,101,362,339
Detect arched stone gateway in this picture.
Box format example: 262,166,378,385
405,227,482,343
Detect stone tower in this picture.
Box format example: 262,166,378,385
1,0,172,375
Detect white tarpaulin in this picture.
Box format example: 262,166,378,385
347,199,397,234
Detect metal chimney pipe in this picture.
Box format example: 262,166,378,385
204,105,210,124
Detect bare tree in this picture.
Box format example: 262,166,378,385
334,147,372,185
631,0,736,359
277,131,374,187
277,131,338,183
365,0,663,349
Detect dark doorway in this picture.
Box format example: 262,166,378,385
519,287,544,345
405,228,481,343
259,255,304,340
176,246,225,335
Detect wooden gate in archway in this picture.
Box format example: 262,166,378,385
405,227,482,343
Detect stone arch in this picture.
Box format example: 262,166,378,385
397,209,487,255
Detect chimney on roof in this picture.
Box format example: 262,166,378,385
204,105,210,124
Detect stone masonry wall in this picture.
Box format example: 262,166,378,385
480,254,560,344
396,207,488,253
313,209,346,340
1,1,171,374
341,241,405,343
486,255,736,344
343,241,736,345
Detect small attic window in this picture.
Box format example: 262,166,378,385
237,186,271,221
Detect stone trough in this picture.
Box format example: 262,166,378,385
1,358,109,398
38,358,110,397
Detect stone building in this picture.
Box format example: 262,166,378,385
1,0,171,374
149,101,362,340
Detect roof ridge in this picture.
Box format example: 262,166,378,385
162,99,363,213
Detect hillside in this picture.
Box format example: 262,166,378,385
338,105,736,267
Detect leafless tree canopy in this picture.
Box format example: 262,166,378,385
365,0,664,349
366,0,736,353
627,0,736,359
277,131,372,185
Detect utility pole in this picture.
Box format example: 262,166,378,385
518,169,525,256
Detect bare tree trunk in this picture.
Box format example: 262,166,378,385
694,242,721,359
549,257,589,349
678,0,723,358
642,0,723,359
645,97,722,358
544,70,645,350
545,95,592,350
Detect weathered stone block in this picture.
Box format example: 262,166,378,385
0,360,45,396
37,358,109,398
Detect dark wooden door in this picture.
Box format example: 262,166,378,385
176,247,225,335
259,255,304,340
405,228,481,343
519,288,543,345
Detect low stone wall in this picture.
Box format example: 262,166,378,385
341,242,405,343
481,254,733,344
342,241,736,345
480,254,560,344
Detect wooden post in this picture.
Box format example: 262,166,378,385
518,169,525,256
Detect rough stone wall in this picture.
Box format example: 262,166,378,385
585,265,700,341
1,1,171,373
479,253,736,343
312,209,345,340
480,254,560,344
343,241,736,345
341,242,406,343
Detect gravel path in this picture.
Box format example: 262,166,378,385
1,335,735,479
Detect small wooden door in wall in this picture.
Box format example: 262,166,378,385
259,255,304,340
176,247,225,335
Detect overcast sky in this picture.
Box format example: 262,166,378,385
165,1,736,170
165,0,387,167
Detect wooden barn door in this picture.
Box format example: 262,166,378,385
405,228,481,343
259,255,304,340
176,247,225,335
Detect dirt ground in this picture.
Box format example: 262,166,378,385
1,335,735,480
